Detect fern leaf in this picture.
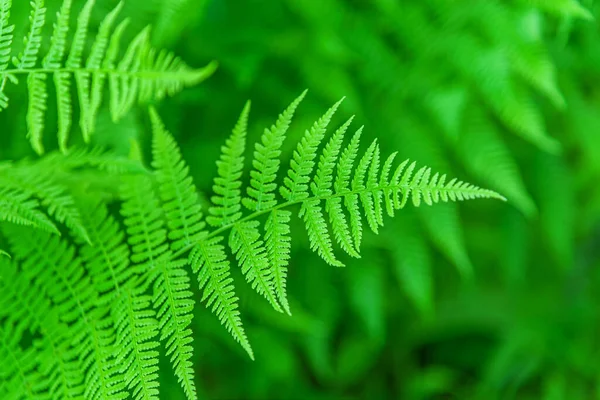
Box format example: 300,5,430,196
68,0,94,141
300,199,342,267
208,101,250,227
280,98,344,201
26,72,48,155
265,209,293,315
150,107,205,251
110,26,149,121
0,258,49,334
190,237,253,358
0,186,58,234
0,260,85,399
326,197,359,258
140,96,504,367
121,159,197,399
114,286,160,400
36,318,85,400
5,227,123,400
43,0,72,151
363,143,382,231
336,127,363,249
0,0,12,72
86,2,123,133
0,166,89,242
0,0,14,110
38,145,146,174
13,0,45,70
120,175,169,269
0,322,48,399
312,116,353,196
0,0,215,153
152,260,196,400
230,221,282,312
244,90,307,211
15,0,47,154
77,199,131,302
352,139,378,234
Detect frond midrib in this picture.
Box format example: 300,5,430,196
1,66,202,80
173,181,503,260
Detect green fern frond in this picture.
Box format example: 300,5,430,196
0,249,84,400
113,285,160,400
300,198,343,266
0,0,216,154
152,259,196,400
336,127,363,249
147,93,503,341
120,175,168,269
0,0,13,110
190,236,253,358
243,90,307,212
208,101,250,227
265,209,293,315
77,198,132,302
0,91,506,400
121,168,197,399
230,220,283,311
4,226,122,400
0,165,90,242
150,107,205,252
0,186,58,234
280,97,344,201
0,322,49,399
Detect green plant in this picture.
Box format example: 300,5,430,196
0,86,503,398
0,0,215,154
6,0,599,399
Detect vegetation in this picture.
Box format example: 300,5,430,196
1,0,599,399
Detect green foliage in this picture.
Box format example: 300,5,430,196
0,0,215,154
2,0,600,399
0,84,501,398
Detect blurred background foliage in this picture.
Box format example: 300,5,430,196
3,0,600,399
